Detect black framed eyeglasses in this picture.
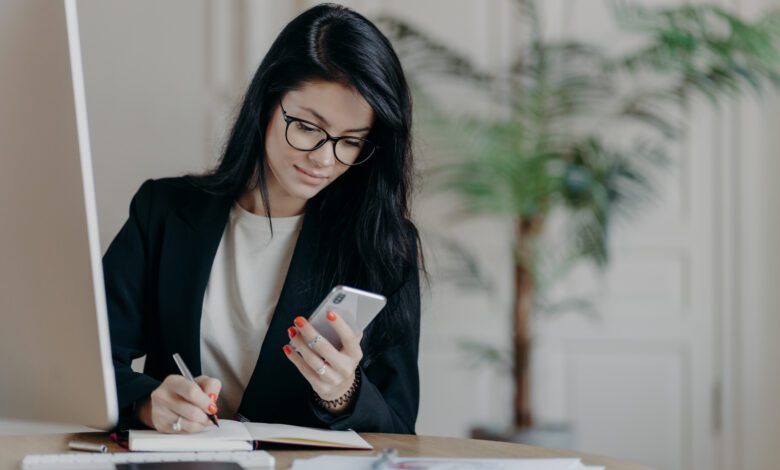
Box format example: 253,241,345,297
279,100,377,166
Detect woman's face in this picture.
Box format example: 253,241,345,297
263,80,375,210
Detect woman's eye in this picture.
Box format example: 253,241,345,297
344,139,363,148
295,122,317,133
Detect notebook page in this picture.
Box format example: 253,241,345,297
129,419,253,451
244,422,373,449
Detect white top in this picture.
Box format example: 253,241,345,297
200,202,304,418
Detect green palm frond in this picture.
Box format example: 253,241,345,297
428,117,561,218
374,15,491,86
427,233,494,293
613,3,780,100
378,0,780,334
457,339,513,371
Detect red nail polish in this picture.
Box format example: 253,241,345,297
208,404,218,414
294,316,305,328
287,326,297,338
283,345,292,355
326,311,337,322
208,393,217,402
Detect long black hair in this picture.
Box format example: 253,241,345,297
185,3,424,361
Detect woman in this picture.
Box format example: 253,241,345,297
104,3,422,435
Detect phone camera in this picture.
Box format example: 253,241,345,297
333,294,345,304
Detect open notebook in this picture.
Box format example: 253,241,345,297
129,419,373,452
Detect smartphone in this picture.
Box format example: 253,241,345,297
307,285,387,350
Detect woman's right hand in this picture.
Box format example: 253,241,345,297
135,374,221,433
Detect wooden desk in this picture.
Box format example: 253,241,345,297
0,432,654,470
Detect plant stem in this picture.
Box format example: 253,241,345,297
513,215,544,429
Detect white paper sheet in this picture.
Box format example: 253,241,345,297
289,455,606,470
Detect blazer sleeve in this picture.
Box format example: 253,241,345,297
103,179,162,430
309,235,422,434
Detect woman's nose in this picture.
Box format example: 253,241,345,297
309,140,337,167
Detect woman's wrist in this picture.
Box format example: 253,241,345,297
134,397,153,428
313,368,361,415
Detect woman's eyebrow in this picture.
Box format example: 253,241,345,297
300,105,371,133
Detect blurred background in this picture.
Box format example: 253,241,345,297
2,1,780,469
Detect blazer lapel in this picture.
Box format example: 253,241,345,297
237,206,323,424
157,192,232,376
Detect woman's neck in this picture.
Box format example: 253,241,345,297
237,187,305,218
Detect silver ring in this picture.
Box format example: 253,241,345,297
308,334,323,349
172,416,182,433
316,364,327,376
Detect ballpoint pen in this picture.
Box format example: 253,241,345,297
68,440,107,453
172,352,220,427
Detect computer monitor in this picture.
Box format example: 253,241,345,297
0,0,117,429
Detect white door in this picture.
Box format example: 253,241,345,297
531,1,728,469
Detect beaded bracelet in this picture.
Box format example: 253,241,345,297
313,368,361,410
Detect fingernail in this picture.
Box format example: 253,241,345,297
283,344,292,355
287,326,297,338
294,316,305,328
326,311,337,322
208,403,218,414
208,393,217,403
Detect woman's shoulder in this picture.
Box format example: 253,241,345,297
128,175,216,220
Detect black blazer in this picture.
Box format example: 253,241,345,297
103,177,420,433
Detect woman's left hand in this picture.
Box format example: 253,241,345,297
283,311,362,413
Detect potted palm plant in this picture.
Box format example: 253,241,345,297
378,0,780,438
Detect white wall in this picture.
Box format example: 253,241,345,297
712,1,780,469
78,0,223,252
730,85,780,470
728,2,780,467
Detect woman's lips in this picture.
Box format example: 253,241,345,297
294,165,328,185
